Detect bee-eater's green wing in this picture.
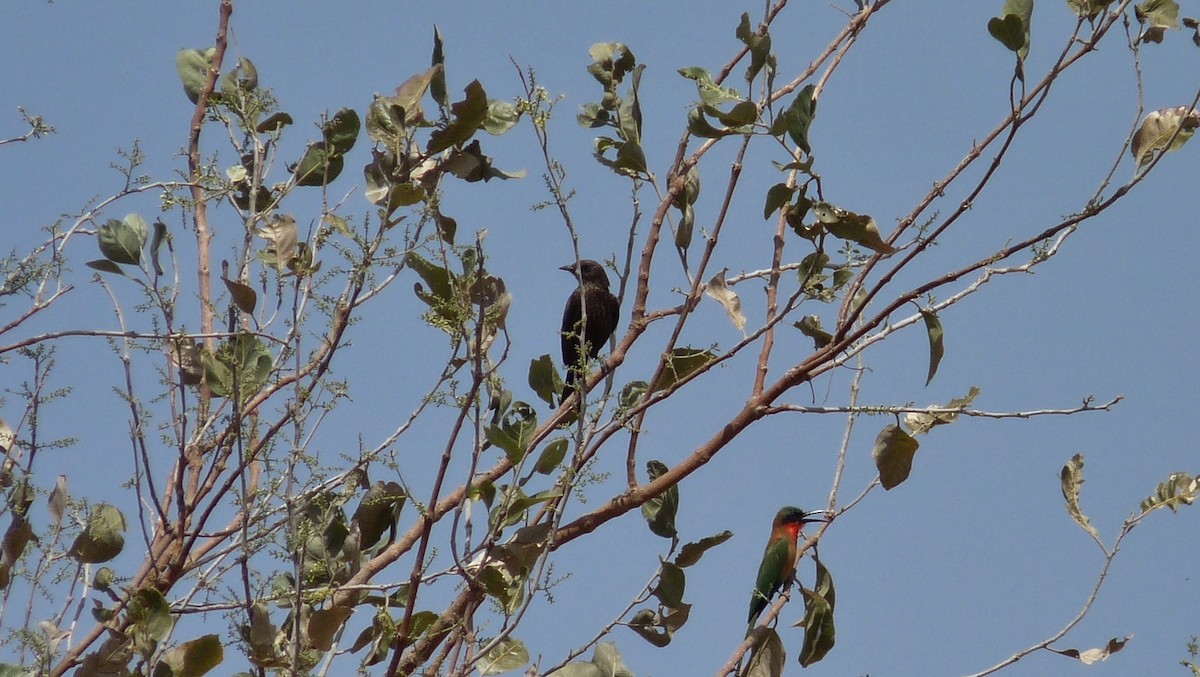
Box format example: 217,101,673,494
747,538,791,625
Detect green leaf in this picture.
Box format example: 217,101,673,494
366,95,409,145
736,13,773,85
286,242,320,279
628,609,672,648
219,56,258,96
650,348,716,393
988,0,1032,60
352,481,405,550
486,426,522,464
618,65,644,144
48,475,68,528
798,559,836,667
129,587,173,646
1183,16,1200,47
292,141,344,186
431,27,448,109
244,602,277,664
479,637,529,675
323,108,360,155
9,481,32,517
534,438,568,475
577,102,610,129
591,643,634,677
69,503,126,563
672,165,701,208
2,515,34,571
483,100,521,135
222,275,257,315
764,183,796,219
830,266,853,292
428,80,489,153
794,315,833,349
443,140,526,182
470,274,511,333
85,260,127,276
397,65,441,122
1060,453,1103,542
587,42,637,94
490,487,562,534
169,335,204,387
921,309,944,386
811,201,895,254
745,628,785,677
1136,0,1181,43
435,211,456,244
255,112,293,134
677,66,742,106
362,152,424,208
707,100,758,128
1130,106,1199,166
299,152,341,188
307,605,353,652
93,567,116,592
872,424,919,490
797,252,830,284
674,530,733,568
149,220,168,276
202,333,273,401
485,402,538,463
1067,0,1114,18
405,252,455,303
667,605,698,644
771,84,817,154
406,610,441,641
98,214,148,265
363,154,400,207
156,634,223,677
653,561,686,608
641,460,679,539
528,354,561,406
201,350,231,398
347,619,380,657
686,107,730,139
1139,471,1198,514
175,48,215,104
785,186,815,236
550,642,635,677
615,139,649,175
618,380,649,410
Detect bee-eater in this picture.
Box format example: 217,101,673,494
747,506,828,626
559,260,620,406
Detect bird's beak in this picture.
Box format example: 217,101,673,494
559,264,576,274
802,510,832,524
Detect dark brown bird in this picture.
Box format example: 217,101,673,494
559,260,620,406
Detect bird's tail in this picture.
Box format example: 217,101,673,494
559,369,578,407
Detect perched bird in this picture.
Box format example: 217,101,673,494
559,259,620,406
747,506,829,626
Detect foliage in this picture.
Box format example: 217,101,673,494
0,2,1197,676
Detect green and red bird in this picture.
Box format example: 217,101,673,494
747,506,828,626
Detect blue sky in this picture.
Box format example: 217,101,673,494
2,2,1198,676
